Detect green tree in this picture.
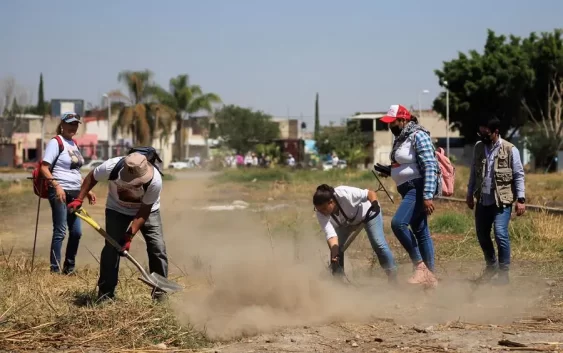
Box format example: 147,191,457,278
37,73,46,116
214,104,280,153
314,93,320,141
152,74,221,159
113,70,175,146
432,29,563,160
432,29,535,142
316,120,367,167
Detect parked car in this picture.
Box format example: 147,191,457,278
322,160,347,171
169,159,196,170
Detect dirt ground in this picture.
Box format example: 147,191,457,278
1,171,562,353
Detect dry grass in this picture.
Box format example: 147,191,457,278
0,255,209,352
0,176,208,351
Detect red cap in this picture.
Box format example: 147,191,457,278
380,105,412,123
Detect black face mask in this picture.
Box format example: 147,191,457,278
480,134,492,145
391,126,402,137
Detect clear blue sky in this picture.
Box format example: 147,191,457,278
1,0,562,128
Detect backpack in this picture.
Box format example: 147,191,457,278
435,147,455,197
108,146,164,192
32,136,76,198
410,131,456,197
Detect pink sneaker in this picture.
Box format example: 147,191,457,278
407,262,429,284
423,270,438,289
407,262,438,287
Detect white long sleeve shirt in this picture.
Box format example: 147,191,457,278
316,186,371,240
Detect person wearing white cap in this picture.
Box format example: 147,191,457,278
379,104,439,287
40,112,95,275
68,151,168,301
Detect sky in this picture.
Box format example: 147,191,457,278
1,0,563,129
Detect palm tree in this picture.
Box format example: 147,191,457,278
113,70,175,146
152,74,221,160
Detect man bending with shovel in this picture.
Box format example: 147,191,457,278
68,152,169,302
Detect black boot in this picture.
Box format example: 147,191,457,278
473,264,498,285
493,270,509,286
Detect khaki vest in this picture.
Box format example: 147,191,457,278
473,139,515,207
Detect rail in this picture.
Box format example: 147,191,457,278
435,196,563,215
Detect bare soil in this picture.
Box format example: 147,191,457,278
1,171,562,353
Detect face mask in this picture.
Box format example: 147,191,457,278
480,134,492,144
391,126,402,137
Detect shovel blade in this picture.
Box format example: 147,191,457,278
138,273,183,293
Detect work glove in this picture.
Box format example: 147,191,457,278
119,230,135,256
67,198,83,213
370,199,381,216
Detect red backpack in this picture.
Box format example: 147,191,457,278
31,136,75,198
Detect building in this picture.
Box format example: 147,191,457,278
272,118,302,139
81,108,176,169
349,110,461,168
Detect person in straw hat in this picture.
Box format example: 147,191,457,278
68,151,168,302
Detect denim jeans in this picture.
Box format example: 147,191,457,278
333,212,397,275
47,187,82,273
98,208,168,299
391,178,435,271
475,203,512,271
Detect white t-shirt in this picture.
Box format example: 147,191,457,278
93,157,162,216
316,186,372,240
42,136,84,190
391,135,421,187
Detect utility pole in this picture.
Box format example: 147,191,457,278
103,93,112,159
418,89,429,118
444,81,450,157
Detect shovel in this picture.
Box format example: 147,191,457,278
74,207,183,294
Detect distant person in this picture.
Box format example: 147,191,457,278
236,154,244,167
68,151,169,302
287,154,296,167
40,112,95,274
244,153,253,167
379,104,439,287
313,184,398,284
332,153,339,167
466,115,526,285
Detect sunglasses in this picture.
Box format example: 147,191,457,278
62,113,82,122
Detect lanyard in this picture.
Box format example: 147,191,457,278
484,140,500,176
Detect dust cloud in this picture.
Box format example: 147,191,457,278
165,208,545,341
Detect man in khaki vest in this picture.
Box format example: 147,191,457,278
466,115,526,285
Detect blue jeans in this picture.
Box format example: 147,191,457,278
334,212,397,275
475,203,512,271
47,187,82,273
391,178,435,271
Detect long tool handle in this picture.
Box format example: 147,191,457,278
31,191,42,271
371,170,395,204
341,225,364,254
74,208,154,282
74,208,123,252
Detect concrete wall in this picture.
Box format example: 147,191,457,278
273,118,300,139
